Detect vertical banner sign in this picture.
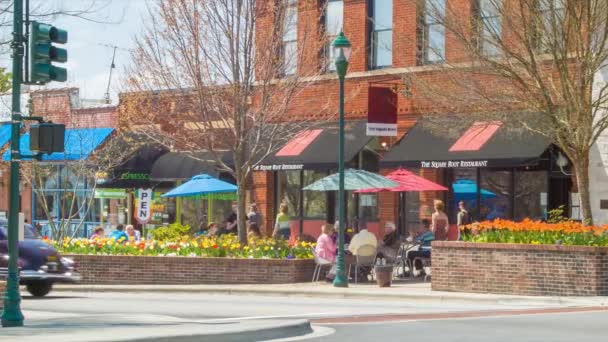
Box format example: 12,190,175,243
136,188,153,224
367,87,398,136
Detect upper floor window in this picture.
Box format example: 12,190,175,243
369,0,393,69
537,0,564,53
477,0,502,56
282,0,298,76
419,0,445,64
324,0,344,72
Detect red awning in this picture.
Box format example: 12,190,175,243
356,168,448,193
449,121,502,152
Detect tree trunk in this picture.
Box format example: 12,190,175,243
237,184,248,245
572,154,593,226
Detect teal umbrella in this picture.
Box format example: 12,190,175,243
162,174,237,198
303,169,398,191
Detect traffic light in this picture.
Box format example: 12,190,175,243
30,123,65,154
29,21,68,84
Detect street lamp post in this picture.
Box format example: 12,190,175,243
2,0,24,327
332,32,351,288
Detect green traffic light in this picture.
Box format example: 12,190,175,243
28,21,67,84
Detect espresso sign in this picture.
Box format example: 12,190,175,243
420,160,489,168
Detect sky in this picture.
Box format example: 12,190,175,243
1,0,152,104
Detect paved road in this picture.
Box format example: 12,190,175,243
320,311,608,342
17,291,608,341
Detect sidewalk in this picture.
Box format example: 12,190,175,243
53,281,608,307
0,312,313,342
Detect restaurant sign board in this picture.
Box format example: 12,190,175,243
420,160,489,168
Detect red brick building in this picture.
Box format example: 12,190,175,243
245,0,572,238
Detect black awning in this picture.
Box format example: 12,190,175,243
151,151,223,181
97,143,169,188
381,118,551,169
255,120,373,171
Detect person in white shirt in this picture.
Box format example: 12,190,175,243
348,228,377,255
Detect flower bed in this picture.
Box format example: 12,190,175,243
49,235,314,259
46,235,316,285
462,219,608,246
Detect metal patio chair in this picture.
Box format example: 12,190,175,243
348,244,377,283
311,247,333,282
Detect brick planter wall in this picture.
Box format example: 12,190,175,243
65,255,315,285
432,241,608,296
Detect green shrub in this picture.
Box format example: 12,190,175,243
149,223,191,241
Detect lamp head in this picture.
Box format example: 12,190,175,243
556,152,569,168
332,31,352,62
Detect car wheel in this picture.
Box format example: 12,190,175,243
26,282,53,297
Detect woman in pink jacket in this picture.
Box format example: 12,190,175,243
315,224,337,262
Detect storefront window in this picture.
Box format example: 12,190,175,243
357,193,378,225
480,170,512,220
514,171,548,221
450,168,478,222
303,170,327,218
277,171,301,218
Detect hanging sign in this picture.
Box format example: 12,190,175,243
94,188,127,199
136,188,153,224
367,87,397,136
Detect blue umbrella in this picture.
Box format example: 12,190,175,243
162,174,237,198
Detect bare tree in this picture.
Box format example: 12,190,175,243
0,0,117,50
122,0,333,243
408,0,608,224
20,131,141,241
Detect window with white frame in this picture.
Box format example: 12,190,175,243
325,0,344,72
369,0,393,69
478,0,502,56
537,0,565,53
282,0,298,75
419,0,446,64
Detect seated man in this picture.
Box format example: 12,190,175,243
348,227,377,255
347,227,378,281
377,222,400,263
109,224,129,242
407,219,435,275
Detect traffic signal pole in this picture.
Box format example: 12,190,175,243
2,0,24,327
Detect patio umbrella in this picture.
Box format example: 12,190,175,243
452,179,496,200
302,169,398,191
356,168,448,193
162,174,237,225
162,174,237,198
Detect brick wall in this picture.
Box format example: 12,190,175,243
66,255,315,285
30,88,117,129
432,241,608,296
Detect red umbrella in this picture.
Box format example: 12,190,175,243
356,168,448,193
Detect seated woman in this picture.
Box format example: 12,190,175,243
315,224,337,262
407,219,435,275
206,223,219,237
247,222,262,240
89,226,105,240
377,222,400,263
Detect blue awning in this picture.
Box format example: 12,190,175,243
2,128,114,161
0,124,12,148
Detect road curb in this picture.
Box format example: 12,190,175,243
50,285,608,307
127,319,313,342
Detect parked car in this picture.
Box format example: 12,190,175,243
0,219,81,297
